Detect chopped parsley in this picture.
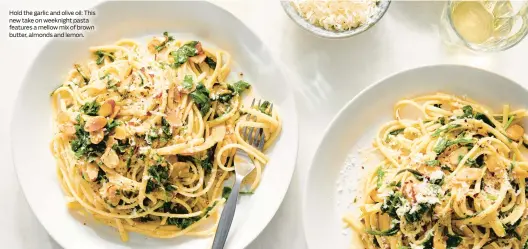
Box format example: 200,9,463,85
446,234,462,248
218,93,233,103
222,186,232,200
475,112,495,128
94,50,115,65
421,231,434,249
380,192,404,219
460,105,474,118
433,138,449,153
204,56,217,69
190,83,211,115
171,41,199,68
466,154,484,168
177,155,196,163
106,119,120,131
438,117,446,125
505,218,522,239
229,80,251,94
425,160,440,166
259,100,271,115
431,124,461,137
504,115,515,129
74,64,89,83
396,169,424,181
404,203,430,222
80,100,100,116
161,117,172,138
219,81,252,104
433,137,473,154
137,215,154,223
146,164,170,193
96,169,108,184
386,128,404,141
112,139,129,154
70,116,107,159
144,118,172,144
167,215,200,229
202,201,219,217
365,220,400,236
199,144,216,173
155,31,174,52
182,75,194,90
441,165,453,172
376,166,385,188
389,128,404,136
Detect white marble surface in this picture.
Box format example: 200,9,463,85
1,1,528,248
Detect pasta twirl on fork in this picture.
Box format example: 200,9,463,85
344,93,528,249
49,32,281,241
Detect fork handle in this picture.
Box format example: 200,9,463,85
212,175,243,249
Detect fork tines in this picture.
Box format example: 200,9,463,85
242,98,273,151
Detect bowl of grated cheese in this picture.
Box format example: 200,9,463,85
281,0,391,38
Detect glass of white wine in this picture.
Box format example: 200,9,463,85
441,0,528,52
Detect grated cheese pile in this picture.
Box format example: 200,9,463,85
290,0,378,32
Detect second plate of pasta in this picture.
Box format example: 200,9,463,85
303,65,528,249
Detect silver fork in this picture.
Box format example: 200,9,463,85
212,99,273,249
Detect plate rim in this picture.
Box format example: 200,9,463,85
10,1,299,248
301,64,524,249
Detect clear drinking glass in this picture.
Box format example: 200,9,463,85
440,0,528,52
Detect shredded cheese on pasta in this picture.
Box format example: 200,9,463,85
344,93,528,249
50,32,281,241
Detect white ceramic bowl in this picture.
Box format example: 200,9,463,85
281,0,391,39
11,2,298,249
303,64,528,249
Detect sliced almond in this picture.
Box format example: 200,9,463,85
113,126,128,140
98,99,115,117
449,147,469,165
165,110,183,127
211,125,226,142
194,42,204,54
100,184,121,206
189,54,206,64
486,155,503,172
90,79,107,91
101,148,120,168
147,39,162,54
90,129,105,144
84,116,107,132
110,106,121,119
57,111,72,124
59,123,76,136
106,185,121,206
85,163,99,182
455,168,482,181
506,124,524,141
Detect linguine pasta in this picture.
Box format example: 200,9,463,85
344,93,528,249
49,32,281,241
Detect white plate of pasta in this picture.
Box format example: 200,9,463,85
11,2,297,249
304,65,528,249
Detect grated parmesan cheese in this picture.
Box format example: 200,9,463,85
396,199,411,217
411,152,425,165
290,0,379,31
410,244,424,249
414,182,440,205
430,170,444,183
